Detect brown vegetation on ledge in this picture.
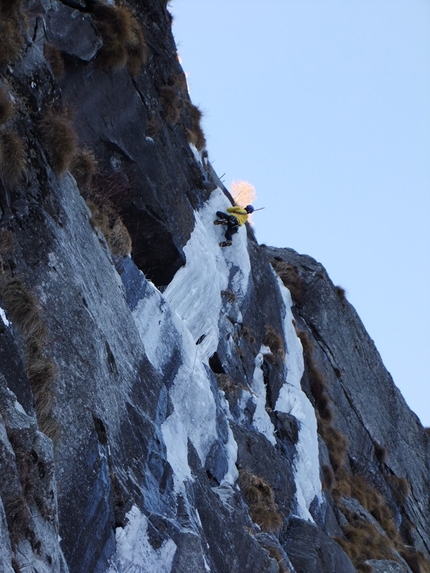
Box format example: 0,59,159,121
239,468,283,533
92,2,147,76
39,111,78,176
0,0,26,68
0,274,59,442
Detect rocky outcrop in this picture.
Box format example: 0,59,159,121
0,1,429,573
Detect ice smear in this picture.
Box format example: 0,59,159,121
188,142,202,165
161,340,218,486
274,279,322,521
161,189,249,486
107,505,177,573
132,189,247,490
238,348,276,445
0,307,10,327
132,280,180,373
14,401,26,415
132,282,222,488
164,188,251,362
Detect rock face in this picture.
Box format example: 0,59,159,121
0,2,429,573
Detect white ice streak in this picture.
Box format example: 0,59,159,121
275,279,322,521
14,401,26,415
132,278,220,487
107,505,177,573
188,142,202,165
132,280,179,372
161,339,218,486
132,189,247,490
0,307,10,327
164,188,251,362
238,348,276,445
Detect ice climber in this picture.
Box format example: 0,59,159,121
214,204,255,247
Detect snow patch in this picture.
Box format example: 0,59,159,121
188,142,203,165
107,505,177,573
0,307,10,327
14,401,26,415
274,278,322,521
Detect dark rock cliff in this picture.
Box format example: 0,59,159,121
0,2,429,573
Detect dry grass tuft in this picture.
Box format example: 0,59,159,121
91,170,131,202
92,2,147,75
215,373,235,394
322,464,335,491
0,85,15,125
146,113,161,139
239,469,283,533
84,171,133,256
4,495,29,548
221,289,237,304
335,520,396,566
186,103,206,150
38,413,61,442
39,111,78,175
0,277,45,341
263,545,291,573
263,324,285,360
400,549,430,573
349,476,398,539
250,502,284,534
319,424,348,472
263,351,279,365
12,556,21,573
356,564,373,573
87,199,132,257
72,148,98,190
333,472,400,542
107,217,132,257
271,258,305,305
0,130,26,186
215,374,248,396
0,275,59,442
26,357,56,393
43,43,65,78
242,324,257,345
159,84,182,125
316,393,333,423
0,0,25,68
386,475,410,506
0,228,14,255
125,14,147,77
297,328,333,422
335,285,347,301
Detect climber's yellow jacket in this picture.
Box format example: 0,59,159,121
227,206,249,226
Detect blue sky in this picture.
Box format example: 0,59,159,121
171,0,430,426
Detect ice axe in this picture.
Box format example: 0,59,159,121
252,207,265,212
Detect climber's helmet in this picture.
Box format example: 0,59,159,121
245,205,254,214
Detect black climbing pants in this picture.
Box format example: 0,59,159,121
216,211,239,241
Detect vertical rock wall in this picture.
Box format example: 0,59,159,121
0,1,428,573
